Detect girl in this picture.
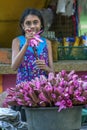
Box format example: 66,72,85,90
11,8,54,84
11,8,54,121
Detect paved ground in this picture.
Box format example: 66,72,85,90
81,125,87,130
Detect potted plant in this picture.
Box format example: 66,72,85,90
4,70,87,130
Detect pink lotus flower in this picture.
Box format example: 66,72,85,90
4,70,87,111
29,30,43,47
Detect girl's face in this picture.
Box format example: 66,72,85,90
22,14,41,34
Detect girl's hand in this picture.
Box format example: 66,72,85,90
25,28,35,45
35,59,49,71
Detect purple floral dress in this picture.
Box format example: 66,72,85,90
16,36,49,84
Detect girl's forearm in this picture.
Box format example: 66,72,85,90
11,43,28,70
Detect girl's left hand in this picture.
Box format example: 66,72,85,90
35,59,49,71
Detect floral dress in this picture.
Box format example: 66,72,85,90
16,35,49,84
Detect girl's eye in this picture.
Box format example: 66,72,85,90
33,20,39,25
25,21,31,26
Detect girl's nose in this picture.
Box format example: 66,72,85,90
30,22,35,28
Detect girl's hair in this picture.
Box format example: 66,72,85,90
19,8,44,35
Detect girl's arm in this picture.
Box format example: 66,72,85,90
11,29,34,70
11,38,28,70
46,39,54,72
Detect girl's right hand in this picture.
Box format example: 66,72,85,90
25,28,35,45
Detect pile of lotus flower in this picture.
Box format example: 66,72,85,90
4,70,87,111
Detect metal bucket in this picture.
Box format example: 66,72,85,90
24,106,82,130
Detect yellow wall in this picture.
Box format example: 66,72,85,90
0,0,50,48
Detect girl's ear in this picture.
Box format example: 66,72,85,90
21,24,25,30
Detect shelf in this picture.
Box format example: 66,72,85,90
0,60,87,74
